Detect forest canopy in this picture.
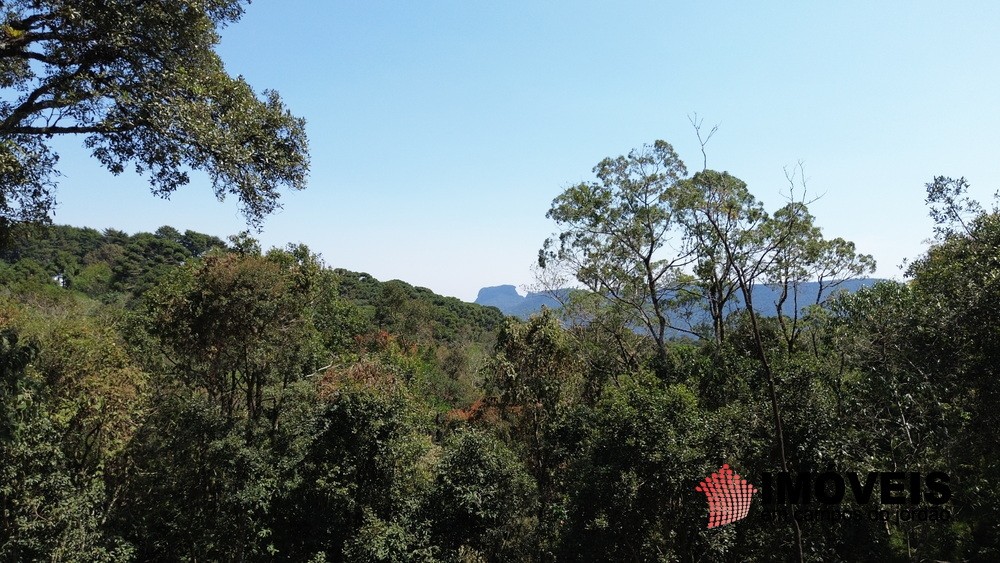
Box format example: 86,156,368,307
1,159,997,561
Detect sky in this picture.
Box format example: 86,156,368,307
45,1,1000,301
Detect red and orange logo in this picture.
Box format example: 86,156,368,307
695,464,757,528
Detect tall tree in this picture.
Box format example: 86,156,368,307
675,170,770,345
676,168,810,561
765,201,875,354
538,140,696,368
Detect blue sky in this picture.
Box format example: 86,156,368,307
47,1,1000,301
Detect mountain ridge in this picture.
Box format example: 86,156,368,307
475,278,884,319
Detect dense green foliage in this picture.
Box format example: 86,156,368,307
8,3,986,560
1,167,998,561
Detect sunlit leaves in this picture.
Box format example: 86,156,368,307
0,1,309,235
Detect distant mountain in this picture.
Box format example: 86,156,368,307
747,278,881,316
474,285,565,319
475,279,884,320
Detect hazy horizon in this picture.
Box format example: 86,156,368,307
41,1,1000,301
